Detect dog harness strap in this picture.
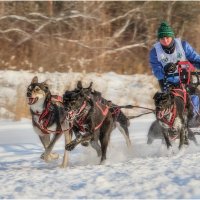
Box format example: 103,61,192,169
111,107,121,119
33,119,70,135
169,134,179,141
37,100,66,134
38,101,53,129
167,104,176,128
157,104,177,128
171,88,187,110
77,101,87,115
94,102,109,130
95,102,109,116
94,120,105,131
39,101,51,123
33,120,49,134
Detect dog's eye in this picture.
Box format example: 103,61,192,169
34,87,40,92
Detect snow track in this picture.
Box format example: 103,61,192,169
1,116,200,198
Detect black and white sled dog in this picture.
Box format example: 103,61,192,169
153,89,193,150
26,76,72,168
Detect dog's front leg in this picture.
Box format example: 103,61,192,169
90,130,102,157
179,127,186,150
39,135,59,160
162,128,172,149
60,130,72,168
65,132,93,151
42,133,62,162
39,135,50,149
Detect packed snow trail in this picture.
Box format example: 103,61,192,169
1,116,200,199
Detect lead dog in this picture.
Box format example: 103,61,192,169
26,76,71,168
153,89,193,150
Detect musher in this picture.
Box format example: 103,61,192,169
149,21,200,116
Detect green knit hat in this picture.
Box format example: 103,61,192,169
157,21,175,39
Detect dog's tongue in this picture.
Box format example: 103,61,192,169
28,97,38,105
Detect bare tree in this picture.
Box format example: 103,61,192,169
0,1,199,74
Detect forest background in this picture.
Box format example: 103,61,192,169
1,1,200,120
0,1,200,74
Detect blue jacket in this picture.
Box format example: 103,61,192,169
149,39,200,81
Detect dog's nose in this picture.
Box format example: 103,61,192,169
27,91,32,97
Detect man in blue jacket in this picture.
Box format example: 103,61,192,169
149,21,200,91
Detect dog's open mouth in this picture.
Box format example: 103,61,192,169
27,97,38,105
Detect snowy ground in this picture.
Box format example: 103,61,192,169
1,116,200,199
1,71,200,198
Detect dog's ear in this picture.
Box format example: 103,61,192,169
42,79,50,86
41,79,50,92
88,82,93,89
31,76,38,84
153,92,160,100
77,81,83,89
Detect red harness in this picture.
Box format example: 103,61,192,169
32,95,69,134
171,88,187,111
94,102,109,130
157,104,177,128
157,88,187,128
74,101,109,132
169,134,179,141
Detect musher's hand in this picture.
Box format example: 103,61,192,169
164,62,177,74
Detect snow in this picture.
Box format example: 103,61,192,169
1,70,200,199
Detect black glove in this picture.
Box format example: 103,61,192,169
164,62,177,74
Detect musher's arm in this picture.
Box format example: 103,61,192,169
182,41,200,69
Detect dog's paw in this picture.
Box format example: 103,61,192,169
81,141,89,147
99,159,106,165
59,164,65,168
40,153,52,162
40,152,45,160
65,141,76,151
50,152,59,160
